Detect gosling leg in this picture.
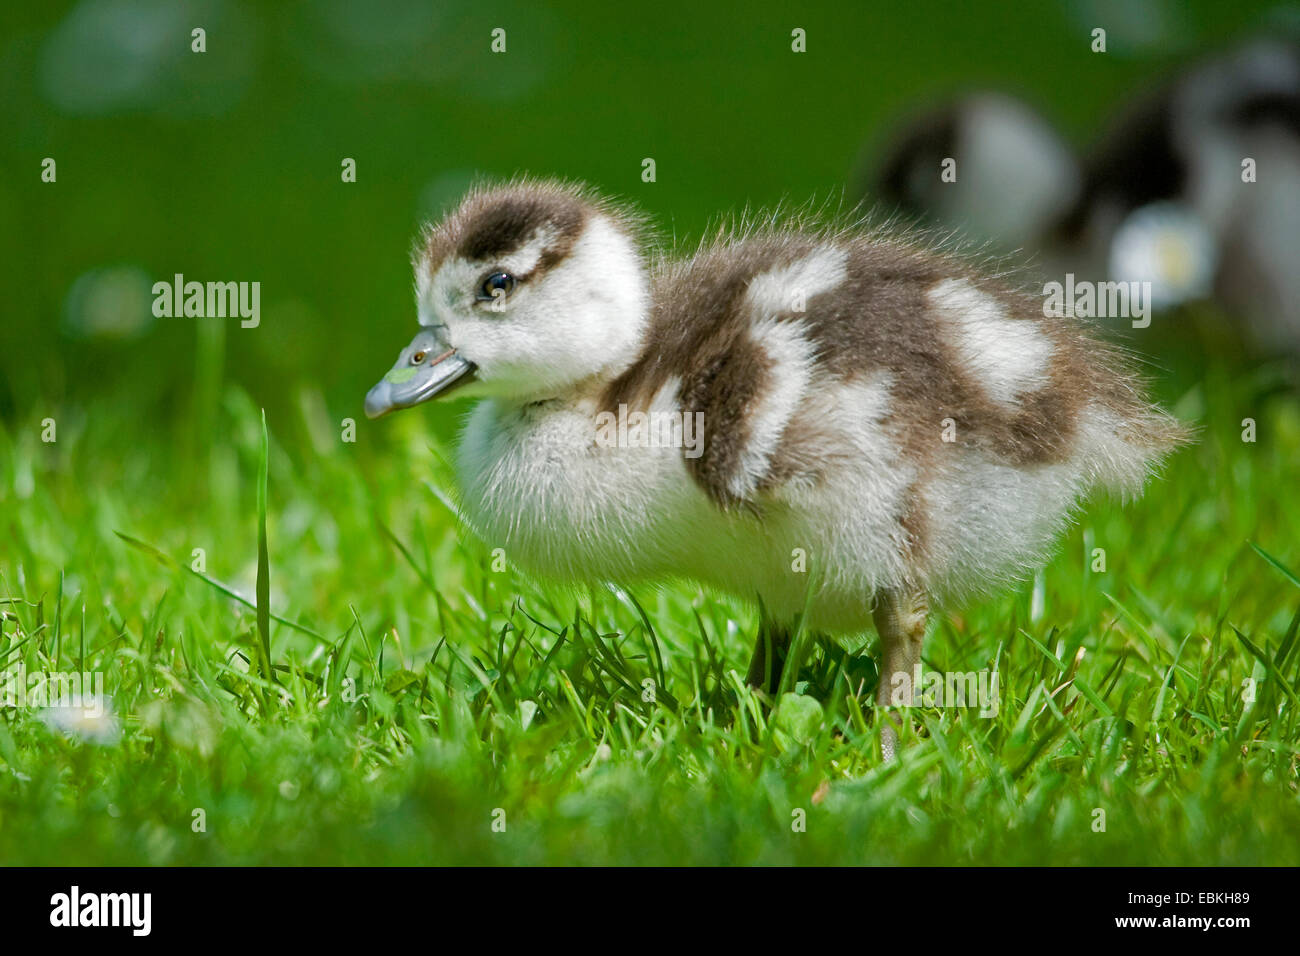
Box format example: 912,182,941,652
871,585,929,760
745,617,791,696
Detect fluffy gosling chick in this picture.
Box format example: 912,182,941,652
366,179,1188,757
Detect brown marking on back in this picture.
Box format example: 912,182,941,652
797,251,1092,472
608,225,1171,584
603,245,779,409
602,238,818,508
603,230,1098,516
678,335,775,509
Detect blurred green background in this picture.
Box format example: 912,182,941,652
1,0,1290,449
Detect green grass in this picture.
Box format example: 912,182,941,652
2,326,1298,866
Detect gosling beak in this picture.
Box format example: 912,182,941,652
365,331,477,420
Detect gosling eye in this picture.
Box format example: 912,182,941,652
410,350,427,365
477,271,516,302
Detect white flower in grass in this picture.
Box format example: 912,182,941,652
1109,201,1217,309
39,694,121,745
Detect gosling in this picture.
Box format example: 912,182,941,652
366,179,1188,757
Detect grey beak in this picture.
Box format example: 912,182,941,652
365,332,477,419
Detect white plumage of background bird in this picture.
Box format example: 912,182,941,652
366,179,1189,757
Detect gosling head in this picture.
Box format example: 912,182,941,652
366,181,649,418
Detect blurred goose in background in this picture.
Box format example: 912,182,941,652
869,36,1300,351
873,92,1082,252
366,179,1187,757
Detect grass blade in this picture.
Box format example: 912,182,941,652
113,531,322,639
1250,542,1300,590
255,410,274,704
